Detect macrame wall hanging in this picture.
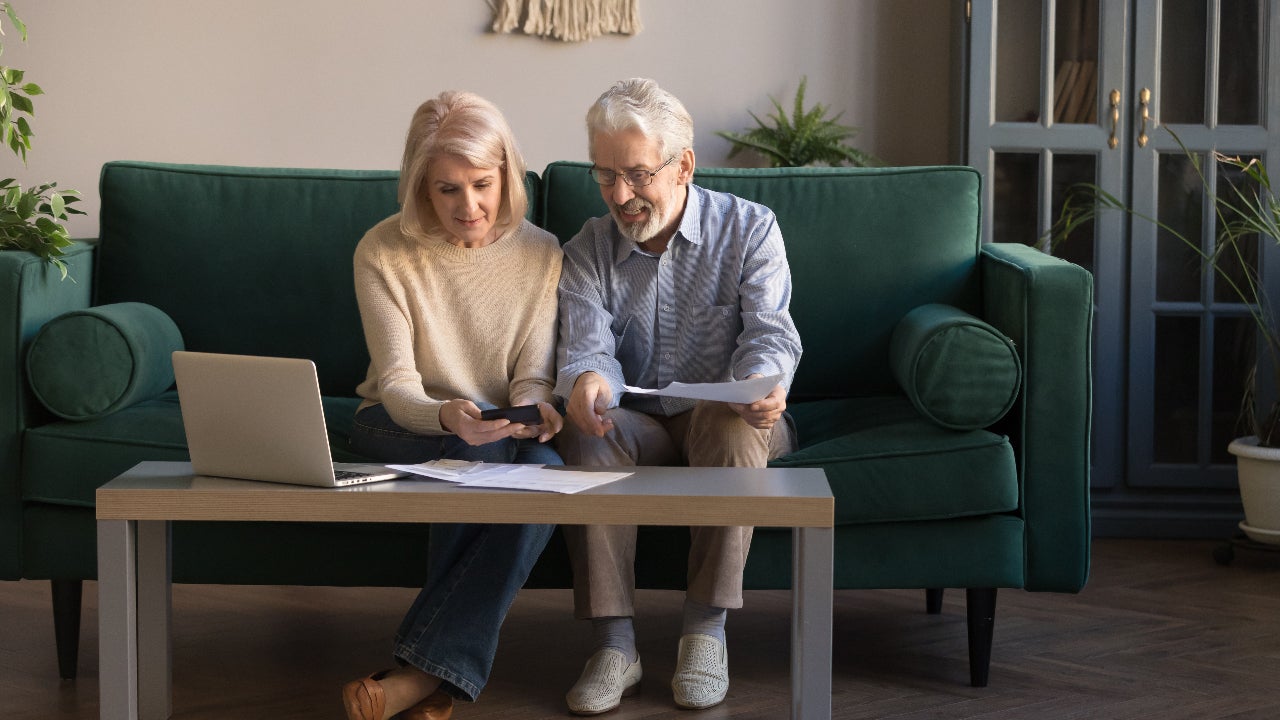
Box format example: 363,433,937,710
490,0,642,42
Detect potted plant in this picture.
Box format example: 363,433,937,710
1049,130,1280,544
716,76,880,168
0,2,82,279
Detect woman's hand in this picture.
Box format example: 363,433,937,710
440,399,563,446
510,400,564,443
439,399,522,446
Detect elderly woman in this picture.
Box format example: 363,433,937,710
342,91,563,720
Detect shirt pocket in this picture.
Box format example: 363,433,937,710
690,304,739,352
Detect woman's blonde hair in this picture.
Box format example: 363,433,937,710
398,91,528,242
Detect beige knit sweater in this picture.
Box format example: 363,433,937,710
353,215,562,435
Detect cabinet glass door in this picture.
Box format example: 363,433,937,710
1127,0,1280,488
968,0,1128,488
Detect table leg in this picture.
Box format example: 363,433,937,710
137,520,173,718
96,520,172,720
97,519,139,720
791,526,833,720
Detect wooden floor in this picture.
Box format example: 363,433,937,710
3,538,1280,719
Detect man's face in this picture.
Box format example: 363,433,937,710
590,128,689,247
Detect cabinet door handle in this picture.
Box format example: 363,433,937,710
1109,89,1121,149
1137,87,1151,148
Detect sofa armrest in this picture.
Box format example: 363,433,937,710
980,242,1093,593
0,241,97,579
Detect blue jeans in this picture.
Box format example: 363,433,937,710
349,403,560,701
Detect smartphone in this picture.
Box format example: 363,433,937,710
479,405,544,424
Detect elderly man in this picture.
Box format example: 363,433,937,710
555,77,803,714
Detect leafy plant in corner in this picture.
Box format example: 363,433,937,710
1048,128,1280,447
1,2,82,279
716,77,880,168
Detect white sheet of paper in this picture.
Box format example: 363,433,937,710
456,467,632,494
388,461,630,494
623,373,783,404
388,461,533,482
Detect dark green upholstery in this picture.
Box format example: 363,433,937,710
0,159,1092,682
26,302,184,421
889,303,1021,430
94,162,402,395
776,397,1018,525
1,243,94,580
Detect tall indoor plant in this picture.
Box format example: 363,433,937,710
717,77,880,168
0,2,81,279
1050,130,1280,542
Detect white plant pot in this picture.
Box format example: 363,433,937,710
1228,436,1280,545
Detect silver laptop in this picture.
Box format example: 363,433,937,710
172,351,405,487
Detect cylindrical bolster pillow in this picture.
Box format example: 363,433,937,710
889,303,1022,430
26,302,184,421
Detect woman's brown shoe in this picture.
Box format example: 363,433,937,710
341,671,388,720
401,688,454,720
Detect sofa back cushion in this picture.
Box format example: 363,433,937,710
95,162,401,395
539,162,983,400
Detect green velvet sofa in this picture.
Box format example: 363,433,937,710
0,160,1093,687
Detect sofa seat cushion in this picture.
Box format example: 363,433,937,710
771,396,1018,525
22,392,367,507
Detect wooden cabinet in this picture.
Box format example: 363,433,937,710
964,0,1280,536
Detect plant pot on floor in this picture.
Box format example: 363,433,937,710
1228,436,1280,545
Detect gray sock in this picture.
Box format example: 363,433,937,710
681,599,727,644
590,616,638,663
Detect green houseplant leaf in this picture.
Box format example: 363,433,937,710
716,77,881,168
0,2,80,280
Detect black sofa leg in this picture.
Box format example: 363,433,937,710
926,588,944,614
51,579,83,680
965,587,997,687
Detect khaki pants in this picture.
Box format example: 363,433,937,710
556,400,795,618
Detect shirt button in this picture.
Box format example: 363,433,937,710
663,304,671,312
664,352,672,360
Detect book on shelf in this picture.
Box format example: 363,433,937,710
1075,65,1098,123
1053,60,1079,122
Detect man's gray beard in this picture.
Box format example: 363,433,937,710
611,200,664,244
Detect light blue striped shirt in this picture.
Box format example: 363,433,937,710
555,184,803,416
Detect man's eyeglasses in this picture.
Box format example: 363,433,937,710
588,156,677,187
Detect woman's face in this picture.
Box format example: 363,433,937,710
426,154,504,248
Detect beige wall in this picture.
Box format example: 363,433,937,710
6,0,955,238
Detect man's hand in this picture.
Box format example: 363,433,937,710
440,399,525,446
566,372,616,437
728,376,787,430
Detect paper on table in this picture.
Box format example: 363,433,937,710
388,459,502,482
457,467,632,494
623,373,783,404
388,461,631,494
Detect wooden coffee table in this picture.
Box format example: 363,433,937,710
96,461,834,719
